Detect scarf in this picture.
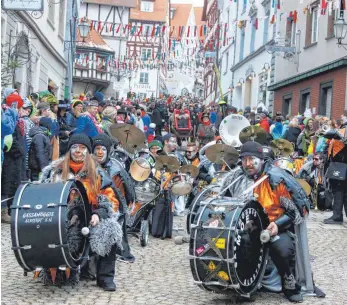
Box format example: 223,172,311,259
84,112,103,134
69,160,84,174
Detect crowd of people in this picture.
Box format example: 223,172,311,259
1,85,347,302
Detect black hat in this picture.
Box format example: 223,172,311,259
240,141,264,159
58,99,69,108
92,133,113,155
68,134,92,153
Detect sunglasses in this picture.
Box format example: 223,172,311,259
313,158,321,161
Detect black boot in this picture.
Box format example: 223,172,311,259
323,216,343,224
283,275,303,303
97,279,116,291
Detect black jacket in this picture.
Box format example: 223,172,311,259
28,126,52,171
284,126,301,144
151,108,163,128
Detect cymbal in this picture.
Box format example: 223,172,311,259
205,144,239,165
296,179,311,196
180,165,199,178
155,155,180,172
122,142,147,154
239,126,269,145
270,139,294,157
108,124,146,150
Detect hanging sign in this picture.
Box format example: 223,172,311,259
265,46,296,53
2,0,43,11
204,51,217,58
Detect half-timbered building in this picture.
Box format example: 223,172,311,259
127,0,170,99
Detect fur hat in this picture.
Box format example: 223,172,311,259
68,134,92,153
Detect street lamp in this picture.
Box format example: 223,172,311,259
236,78,245,87
247,71,256,80
334,16,347,49
78,21,90,42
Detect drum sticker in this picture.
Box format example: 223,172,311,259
208,261,216,271
208,219,219,228
35,205,43,210
212,238,226,250
196,244,210,256
22,212,54,224
217,271,229,281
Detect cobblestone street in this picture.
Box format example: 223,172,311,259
1,210,347,305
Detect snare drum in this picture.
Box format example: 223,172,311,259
11,181,91,272
273,157,294,175
134,178,159,203
189,197,269,296
171,174,192,196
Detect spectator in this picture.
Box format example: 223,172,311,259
74,100,103,137
101,106,117,134
270,116,284,140
297,117,315,156
21,98,35,176
259,113,270,132
283,118,301,150
134,109,144,131
66,99,83,129
28,117,53,181
149,102,163,136
48,80,58,96
57,100,71,156
1,107,18,164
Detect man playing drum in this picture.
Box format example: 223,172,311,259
224,141,309,303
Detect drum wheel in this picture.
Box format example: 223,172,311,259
140,220,149,247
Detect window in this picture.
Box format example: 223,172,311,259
1,18,6,42
299,89,311,114
250,17,256,53
286,19,296,46
291,21,297,45
58,0,65,37
139,72,149,84
319,82,333,118
263,16,269,45
48,3,55,25
282,94,292,116
141,48,152,60
223,51,229,74
311,8,319,43
141,1,154,12
239,27,245,61
168,62,174,71
327,9,336,37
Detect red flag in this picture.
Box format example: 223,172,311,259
293,10,298,23
138,25,143,36
178,26,181,37
270,15,275,24
277,0,280,9
200,25,203,37
123,24,128,34
187,26,190,37
169,39,171,50
110,23,113,31
116,24,121,33
97,21,102,32
162,25,166,33
255,18,258,30
151,26,155,37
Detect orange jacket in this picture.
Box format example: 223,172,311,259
253,176,291,222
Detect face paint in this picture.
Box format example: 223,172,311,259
241,156,263,179
186,147,197,160
94,145,108,163
168,137,177,151
70,144,88,163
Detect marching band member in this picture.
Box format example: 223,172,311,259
41,134,122,291
92,133,135,263
222,141,310,303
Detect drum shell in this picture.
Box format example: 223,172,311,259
11,181,90,272
134,178,159,203
189,198,269,296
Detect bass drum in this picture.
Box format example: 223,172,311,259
111,148,133,171
189,197,269,296
11,180,91,271
186,185,220,234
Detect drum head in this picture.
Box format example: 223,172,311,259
130,158,151,182
189,199,269,296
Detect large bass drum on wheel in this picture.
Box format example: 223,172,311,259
189,197,269,297
11,180,91,272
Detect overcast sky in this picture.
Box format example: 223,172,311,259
171,0,204,6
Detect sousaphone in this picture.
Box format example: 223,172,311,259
219,114,250,147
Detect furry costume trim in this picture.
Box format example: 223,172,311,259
39,269,79,286
280,197,304,225
89,201,123,257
